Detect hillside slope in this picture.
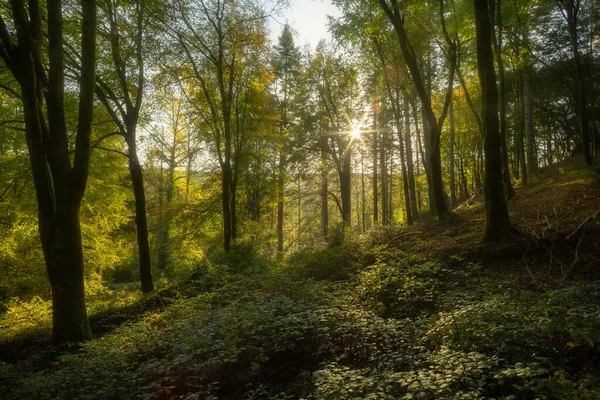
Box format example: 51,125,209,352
1,158,599,400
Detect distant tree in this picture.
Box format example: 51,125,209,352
272,25,302,253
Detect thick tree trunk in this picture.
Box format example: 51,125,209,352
127,136,154,293
474,0,512,243
44,208,92,344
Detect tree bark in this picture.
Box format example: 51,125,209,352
1,0,97,343
321,135,329,239
492,0,516,199
449,98,457,208
380,133,389,225
558,0,593,164
523,70,538,176
127,136,154,293
372,114,379,225
474,0,512,243
277,151,284,252
377,0,454,219
403,93,418,220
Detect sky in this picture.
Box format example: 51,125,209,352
268,0,342,50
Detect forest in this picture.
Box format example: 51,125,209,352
0,0,599,398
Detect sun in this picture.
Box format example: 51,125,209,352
350,126,362,140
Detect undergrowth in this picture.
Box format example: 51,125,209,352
2,231,599,400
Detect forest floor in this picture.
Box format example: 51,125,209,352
1,156,600,400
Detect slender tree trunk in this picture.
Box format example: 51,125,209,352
127,135,153,293
372,114,379,225
230,184,237,241
523,70,538,176
361,152,366,232
474,0,512,243
403,94,418,220
559,1,593,164
492,0,516,199
321,136,329,239
517,72,528,184
380,133,389,225
341,148,352,227
449,99,457,208
277,151,284,252
378,0,453,219
222,160,232,252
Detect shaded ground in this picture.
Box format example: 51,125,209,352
1,156,599,399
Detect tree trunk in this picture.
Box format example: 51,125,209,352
403,93,418,220
517,72,528,184
321,136,329,239
3,0,98,344
493,0,516,199
378,0,453,219
222,161,232,252
372,114,379,225
474,0,512,243
449,98,457,208
44,207,92,344
560,1,593,164
380,133,389,225
523,70,538,176
277,151,284,252
127,136,154,293
341,148,352,227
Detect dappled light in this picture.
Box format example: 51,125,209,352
1,0,599,399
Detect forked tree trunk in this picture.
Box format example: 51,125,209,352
1,0,98,343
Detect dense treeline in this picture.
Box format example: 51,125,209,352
0,0,598,345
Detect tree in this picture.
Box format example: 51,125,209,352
272,24,302,253
0,0,97,343
473,0,512,243
88,0,154,293
309,41,362,227
377,0,456,220
557,0,593,165
173,0,272,251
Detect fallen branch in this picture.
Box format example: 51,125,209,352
566,208,600,240
386,231,424,246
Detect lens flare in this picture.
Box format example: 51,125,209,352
350,126,361,140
